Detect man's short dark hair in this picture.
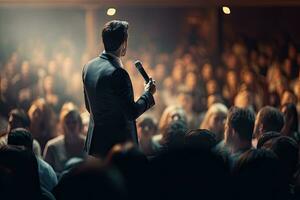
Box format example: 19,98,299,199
162,119,188,149
259,106,284,133
102,20,129,52
227,107,255,141
9,108,31,128
7,128,33,150
184,129,217,150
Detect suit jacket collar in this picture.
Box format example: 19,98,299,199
100,51,123,68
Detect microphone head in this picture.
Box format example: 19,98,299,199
134,60,150,83
134,60,143,69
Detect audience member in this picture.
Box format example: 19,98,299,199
7,128,58,192
43,105,86,174
184,129,217,150
53,159,127,200
28,98,57,151
137,116,158,156
281,103,300,143
232,149,289,200
223,107,255,168
0,145,42,200
200,103,228,142
253,106,284,147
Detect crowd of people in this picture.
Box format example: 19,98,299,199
0,30,300,200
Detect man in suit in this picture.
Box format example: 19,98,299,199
82,20,156,157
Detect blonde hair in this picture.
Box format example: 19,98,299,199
59,102,78,122
200,103,228,130
158,105,187,135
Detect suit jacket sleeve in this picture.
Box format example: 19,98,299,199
82,65,90,113
111,68,155,120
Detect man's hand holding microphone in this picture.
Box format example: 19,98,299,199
135,60,156,95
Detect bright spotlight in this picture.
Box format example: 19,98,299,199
107,8,116,16
222,6,231,15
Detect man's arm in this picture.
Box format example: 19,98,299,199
111,68,155,120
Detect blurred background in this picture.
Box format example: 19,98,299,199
1,0,300,135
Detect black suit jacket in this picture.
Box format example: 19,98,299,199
82,53,155,157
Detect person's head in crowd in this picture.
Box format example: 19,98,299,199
288,44,297,59
215,65,226,81
107,142,148,200
149,144,231,200
207,94,224,109
102,20,129,57
293,81,300,102
52,159,127,200
7,128,33,150
7,108,30,134
258,53,269,69
281,89,297,106
20,60,30,78
0,145,41,200
224,107,255,153
43,75,55,94
280,103,298,137
60,107,83,139
161,119,188,150
183,53,194,66
185,72,198,91
201,63,213,82
200,103,228,142
155,63,166,83
137,117,157,141
233,149,289,200
283,58,293,78
28,98,56,149
206,79,219,96
258,135,298,180
256,131,281,149
226,70,238,88
184,129,217,150
62,57,73,76
241,69,255,86
7,126,41,158
171,63,185,84
269,91,281,107
60,102,77,118
253,106,284,139
28,98,56,130
177,91,194,113
158,105,187,135
47,60,57,76
234,88,254,109
224,53,237,70
4,61,16,79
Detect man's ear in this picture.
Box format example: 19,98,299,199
120,41,127,56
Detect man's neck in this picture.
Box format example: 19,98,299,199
105,51,121,58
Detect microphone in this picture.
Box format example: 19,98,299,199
134,60,150,83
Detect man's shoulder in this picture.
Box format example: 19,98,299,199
84,56,121,75
84,57,101,71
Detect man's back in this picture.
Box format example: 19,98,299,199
83,53,155,157
82,20,156,157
